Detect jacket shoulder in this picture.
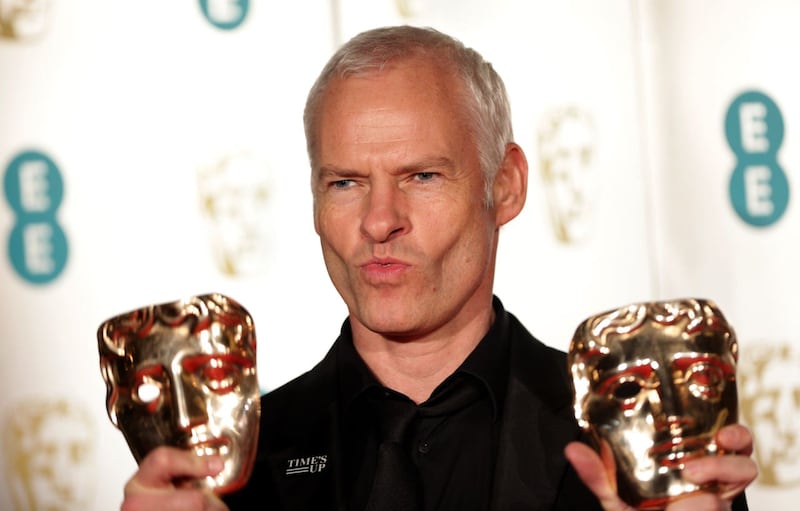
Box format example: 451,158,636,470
259,354,338,442
506,311,573,410
223,354,340,510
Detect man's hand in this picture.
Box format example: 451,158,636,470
564,424,758,511
120,446,229,511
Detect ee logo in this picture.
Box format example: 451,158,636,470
725,90,789,227
3,150,68,284
199,0,249,30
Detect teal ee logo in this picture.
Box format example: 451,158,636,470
3,150,68,284
199,0,249,30
725,90,789,227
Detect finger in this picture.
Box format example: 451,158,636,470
682,454,758,500
127,446,224,490
564,442,634,511
206,492,230,510
665,491,731,511
715,424,754,456
121,489,229,511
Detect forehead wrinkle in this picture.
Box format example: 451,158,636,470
352,108,420,144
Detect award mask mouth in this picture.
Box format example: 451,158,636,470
648,436,711,468
188,434,232,457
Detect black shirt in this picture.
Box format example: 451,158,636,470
336,299,511,511
222,296,749,510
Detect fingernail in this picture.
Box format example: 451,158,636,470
719,426,740,444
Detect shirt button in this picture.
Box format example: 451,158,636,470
418,441,430,454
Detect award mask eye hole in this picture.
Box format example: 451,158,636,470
613,380,643,400
200,358,244,395
183,354,253,395
136,381,161,403
203,363,237,393
686,363,725,400
132,374,165,413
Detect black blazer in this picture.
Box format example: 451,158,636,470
223,308,747,510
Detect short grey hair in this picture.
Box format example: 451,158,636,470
303,25,514,204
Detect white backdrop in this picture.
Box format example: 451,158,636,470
0,1,796,509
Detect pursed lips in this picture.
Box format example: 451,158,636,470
360,257,411,283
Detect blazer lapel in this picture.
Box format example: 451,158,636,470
260,345,350,510
490,314,584,511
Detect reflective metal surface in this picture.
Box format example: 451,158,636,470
568,298,739,509
97,293,260,494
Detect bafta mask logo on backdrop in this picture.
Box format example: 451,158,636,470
536,106,596,244
2,399,96,511
198,152,274,277
0,0,48,40
738,341,800,487
725,90,789,228
394,0,425,18
2,149,68,284
199,0,249,30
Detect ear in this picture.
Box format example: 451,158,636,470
492,142,528,227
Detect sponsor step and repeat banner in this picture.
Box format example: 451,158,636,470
0,0,796,509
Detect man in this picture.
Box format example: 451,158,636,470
119,26,756,511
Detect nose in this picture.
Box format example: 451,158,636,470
360,180,408,243
171,373,209,431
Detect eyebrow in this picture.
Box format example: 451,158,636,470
315,165,364,179
316,156,456,178
398,156,455,173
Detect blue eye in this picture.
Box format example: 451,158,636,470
331,179,354,189
415,172,437,181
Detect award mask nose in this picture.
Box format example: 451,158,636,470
171,373,209,431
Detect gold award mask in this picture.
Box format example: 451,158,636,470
568,298,739,509
97,293,260,494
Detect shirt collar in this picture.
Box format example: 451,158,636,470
336,296,511,420
447,296,510,420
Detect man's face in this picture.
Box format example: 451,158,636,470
99,298,259,494
570,300,738,508
311,57,500,339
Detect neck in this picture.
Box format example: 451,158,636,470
351,301,495,404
